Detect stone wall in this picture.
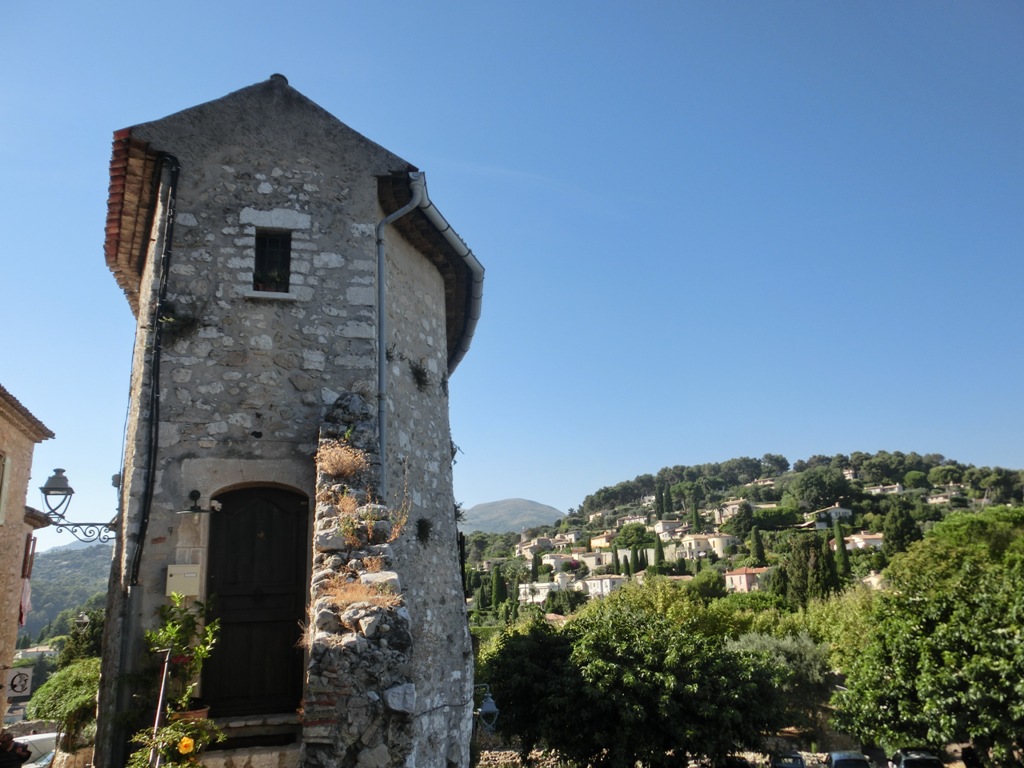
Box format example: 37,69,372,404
0,394,50,719
303,386,471,768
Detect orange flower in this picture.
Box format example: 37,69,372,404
177,736,195,754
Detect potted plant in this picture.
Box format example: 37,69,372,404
146,592,220,714
127,593,224,766
127,717,224,768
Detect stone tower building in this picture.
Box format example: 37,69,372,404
96,75,483,768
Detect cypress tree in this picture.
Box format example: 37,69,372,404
491,566,507,606
475,583,489,611
655,485,665,520
834,519,851,580
785,535,813,609
612,549,621,575
630,545,640,575
531,553,540,582
750,525,766,566
818,533,841,598
654,536,665,565
691,505,701,534
665,485,675,516
883,503,922,558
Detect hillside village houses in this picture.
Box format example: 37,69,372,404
809,503,853,530
865,482,904,495
832,532,885,551
507,509,760,605
724,566,771,594
494,470,911,607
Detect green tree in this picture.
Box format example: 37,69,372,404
928,464,963,487
782,467,852,510
728,631,831,735
629,545,640,576
616,523,653,550
654,536,665,566
543,589,587,616
477,617,574,760
548,590,786,766
760,453,790,477
834,520,851,580
475,582,489,611
834,507,1024,765
749,526,766,567
883,502,922,558
27,657,101,750
57,609,104,669
490,566,508,606
781,534,814,609
688,568,727,602
725,502,754,539
815,534,841,599
903,470,930,489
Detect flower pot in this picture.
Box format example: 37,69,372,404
169,706,211,722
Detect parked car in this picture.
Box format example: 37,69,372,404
771,752,807,768
24,749,55,768
12,733,57,763
826,751,873,768
888,749,943,768
716,758,752,768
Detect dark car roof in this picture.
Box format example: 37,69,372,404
829,753,871,768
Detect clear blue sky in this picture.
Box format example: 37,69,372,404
3,2,1022,551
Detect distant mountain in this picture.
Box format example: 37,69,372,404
459,498,565,534
22,543,112,641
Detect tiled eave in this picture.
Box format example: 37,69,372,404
0,384,54,444
377,171,474,371
105,129,162,317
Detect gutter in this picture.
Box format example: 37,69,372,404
374,171,484,498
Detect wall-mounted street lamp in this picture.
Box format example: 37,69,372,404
176,490,222,515
473,684,499,734
39,469,116,544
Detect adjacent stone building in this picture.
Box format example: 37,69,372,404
96,75,483,768
0,385,53,718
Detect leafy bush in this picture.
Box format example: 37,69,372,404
26,656,100,750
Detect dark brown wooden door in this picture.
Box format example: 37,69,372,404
203,487,308,717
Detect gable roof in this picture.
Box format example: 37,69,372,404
104,74,482,372
0,383,54,443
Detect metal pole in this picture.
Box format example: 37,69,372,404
150,649,171,768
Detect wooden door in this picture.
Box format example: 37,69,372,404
203,487,308,717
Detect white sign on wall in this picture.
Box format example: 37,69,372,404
5,667,32,698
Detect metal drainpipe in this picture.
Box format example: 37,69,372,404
375,174,425,499
412,187,484,374
374,172,485,499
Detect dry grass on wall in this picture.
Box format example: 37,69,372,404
317,440,369,479
321,576,403,611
